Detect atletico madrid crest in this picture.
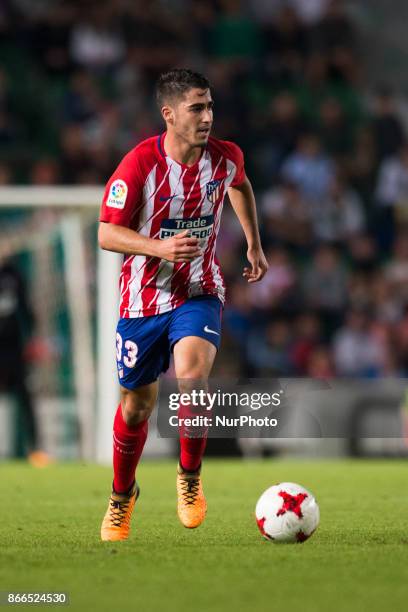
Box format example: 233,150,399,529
206,179,221,203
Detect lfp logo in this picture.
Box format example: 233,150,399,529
111,182,126,198
107,179,128,209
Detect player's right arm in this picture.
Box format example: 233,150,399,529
99,150,201,263
98,223,201,263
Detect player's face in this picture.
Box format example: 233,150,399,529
170,88,214,147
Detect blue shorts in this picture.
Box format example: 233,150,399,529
116,295,223,389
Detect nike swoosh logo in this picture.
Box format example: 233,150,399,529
159,195,177,202
204,325,219,336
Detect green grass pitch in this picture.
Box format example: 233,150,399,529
0,459,407,611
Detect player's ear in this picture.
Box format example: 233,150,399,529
162,105,175,125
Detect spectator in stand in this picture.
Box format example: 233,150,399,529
311,0,356,52
261,180,312,248
288,0,330,26
306,346,335,378
395,306,408,374
371,320,399,376
215,205,246,281
0,163,13,184
307,0,359,87
347,233,379,274
248,320,293,376
252,92,306,184
302,244,348,335
343,323,379,376
299,47,361,121
376,143,408,214
114,48,151,143
223,282,253,375
5,0,55,21
333,307,386,377
0,68,20,148
262,6,307,83
248,246,298,314
384,233,408,304
329,45,359,85
62,70,103,124
371,272,402,324
0,108,16,146
209,0,261,62
311,170,365,243
120,1,186,78
269,91,305,156
81,103,121,176
247,0,283,24
190,1,219,55
69,3,125,72
371,86,405,162
28,0,75,77
347,269,373,311
291,312,322,374
347,126,378,207
281,132,334,202
302,52,330,105
317,96,351,156
29,158,61,185
59,123,96,183
207,60,249,140
375,142,408,250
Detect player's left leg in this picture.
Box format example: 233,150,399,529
174,335,217,528
170,295,221,526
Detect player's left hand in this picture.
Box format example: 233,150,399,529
243,247,268,283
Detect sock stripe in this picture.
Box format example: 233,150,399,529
113,433,139,448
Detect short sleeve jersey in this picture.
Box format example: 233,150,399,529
100,133,246,318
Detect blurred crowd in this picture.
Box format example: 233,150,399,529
2,0,408,378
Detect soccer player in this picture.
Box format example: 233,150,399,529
99,69,268,541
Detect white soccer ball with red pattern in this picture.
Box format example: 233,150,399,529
255,482,319,543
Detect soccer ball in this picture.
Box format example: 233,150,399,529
255,482,319,543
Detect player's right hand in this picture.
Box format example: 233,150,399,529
156,230,202,263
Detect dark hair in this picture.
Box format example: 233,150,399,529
156,69,210,108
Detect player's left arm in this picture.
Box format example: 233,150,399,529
227,176,268,283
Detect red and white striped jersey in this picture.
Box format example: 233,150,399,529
100,133,246,318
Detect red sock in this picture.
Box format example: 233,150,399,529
178,402,208,472
113,403,148,494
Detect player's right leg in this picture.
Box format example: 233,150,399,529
101,315,170,542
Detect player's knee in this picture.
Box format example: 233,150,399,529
177,371,209,396
121,392,154,426
177,364,209,382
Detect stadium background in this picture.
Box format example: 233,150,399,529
1,0,408,460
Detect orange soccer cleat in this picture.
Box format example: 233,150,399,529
100,482,140,542
177,463,207,529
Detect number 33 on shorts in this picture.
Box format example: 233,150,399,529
116,332,138,368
